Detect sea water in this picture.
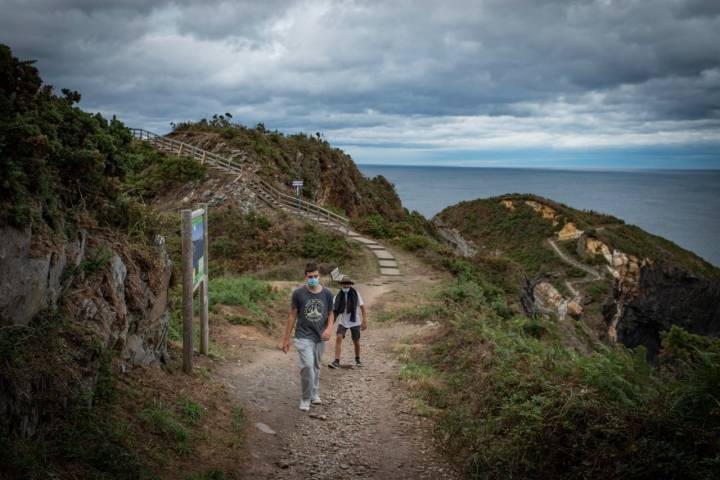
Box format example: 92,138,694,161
358,165,720,267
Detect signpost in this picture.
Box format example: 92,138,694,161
292,180,303,209
181,204,210,374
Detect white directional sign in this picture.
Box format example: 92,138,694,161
292,180,304,187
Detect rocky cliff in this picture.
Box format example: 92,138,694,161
0,225,171,436
0,44,173,438
434,194,720,354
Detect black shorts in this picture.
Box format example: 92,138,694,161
337,324,361,341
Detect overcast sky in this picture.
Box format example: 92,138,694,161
2,0,719,168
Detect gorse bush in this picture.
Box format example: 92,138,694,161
400,276,720,480
124,142,206,198
0,44,139,229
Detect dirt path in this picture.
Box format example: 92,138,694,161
216,249,459,479
548,238,603,293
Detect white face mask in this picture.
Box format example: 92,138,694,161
341,287,350,293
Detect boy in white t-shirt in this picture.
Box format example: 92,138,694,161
329,276,367,368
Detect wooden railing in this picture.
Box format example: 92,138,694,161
131,128,350,229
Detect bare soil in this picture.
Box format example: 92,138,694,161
213,247,459,479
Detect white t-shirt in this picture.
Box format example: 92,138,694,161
333,290,365,328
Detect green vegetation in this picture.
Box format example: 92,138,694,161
397,276,720,479
436,197,563,277
167,275,280,341
171,117,406,220
142,401,191,454
437,194,718,280
230,406,246,447
0,310,152,479
187,470,226,480
207,210,354,276
0,44,141,230
124,142,206,199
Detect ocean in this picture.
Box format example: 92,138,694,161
357,165,720,267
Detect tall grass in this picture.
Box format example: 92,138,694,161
400,277,720,479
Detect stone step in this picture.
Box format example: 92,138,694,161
380,267,401,276
355,237,378,245
372,250,394,260
367,245,384,250
378,259,398,268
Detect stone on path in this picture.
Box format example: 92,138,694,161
254,422,276,435
367,245,385,250
378,259,398,268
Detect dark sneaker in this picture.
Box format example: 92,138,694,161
329,359,341,369
355,359,365,368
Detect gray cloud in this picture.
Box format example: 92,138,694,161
1,0,719,158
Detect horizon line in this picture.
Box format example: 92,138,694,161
356,163,720,172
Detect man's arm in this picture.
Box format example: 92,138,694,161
282,307,297,353
322,310,334,341
360,304,368,330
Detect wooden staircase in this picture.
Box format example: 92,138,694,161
130,128,400,276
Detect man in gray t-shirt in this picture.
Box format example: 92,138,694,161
282,262,335,411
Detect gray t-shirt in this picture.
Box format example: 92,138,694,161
291,286,334,343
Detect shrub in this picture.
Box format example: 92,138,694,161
398,278,720,480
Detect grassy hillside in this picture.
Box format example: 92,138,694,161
395,275,720,479
169,117,406,221
436,193,719,279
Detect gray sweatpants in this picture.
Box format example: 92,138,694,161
293,337,325,401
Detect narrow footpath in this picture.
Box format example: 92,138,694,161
216,250,458,479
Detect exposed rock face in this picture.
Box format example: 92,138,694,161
524,200,559,225
0,226,85,325
0,226,172,436
617,264,720,355
534,281,564,310
434,223,478,257
557,222,583,241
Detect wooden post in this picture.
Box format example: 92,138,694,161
177,143,184,157
201,151,207,164
199,204,210,355
181,209,193,374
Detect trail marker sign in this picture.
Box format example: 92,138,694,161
293,180,303,208
181,204,210,374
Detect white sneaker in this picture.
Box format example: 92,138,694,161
299,399,311,411
311,396,322,405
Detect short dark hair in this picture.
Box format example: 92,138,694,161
304,262,318,274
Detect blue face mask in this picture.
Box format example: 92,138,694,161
341,287,350,293
307,277,320,287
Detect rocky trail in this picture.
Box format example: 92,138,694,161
546,238,605,320
214,249,459,479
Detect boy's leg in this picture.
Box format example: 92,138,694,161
335,334,343,361
351,327,362,365
311,340,325,398
293,338,315,401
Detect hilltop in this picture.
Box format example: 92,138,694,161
434,194,720,354
168,117,405,221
